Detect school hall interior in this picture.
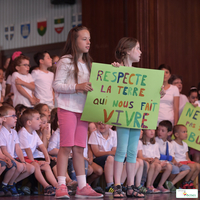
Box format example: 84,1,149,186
0,0,200,200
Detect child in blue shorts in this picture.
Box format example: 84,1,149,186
156,120,190,192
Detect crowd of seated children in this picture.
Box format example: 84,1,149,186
0,105,35,196
18,108,58,195
156,120,190,192
138,129,172,193
1,52,200,198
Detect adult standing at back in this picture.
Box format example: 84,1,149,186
157,64,179,126
168,74,188,117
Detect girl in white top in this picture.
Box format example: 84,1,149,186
157,64,179,126
138,129,172,193
53,26,102,198
11,55,39,107
168,74,188,117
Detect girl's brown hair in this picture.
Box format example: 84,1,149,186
142,129,155,145
115,37,138,66
61,26,92,83
50,108,58,134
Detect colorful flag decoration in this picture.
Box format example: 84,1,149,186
37,20,47,36
54,17,64,34
21,23,30,39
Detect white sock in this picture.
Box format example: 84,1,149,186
76,175,86,189
57,176,66,186
2,182,7,186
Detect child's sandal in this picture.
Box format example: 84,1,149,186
137,185,148,194
126,185,145,198
113,185,125,198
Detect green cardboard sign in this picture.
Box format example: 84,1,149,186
178,102,200,151
81,63,164,129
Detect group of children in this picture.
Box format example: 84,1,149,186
0,25,200,199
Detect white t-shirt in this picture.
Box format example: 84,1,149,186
179,94,188,117
158,85,179,125
11,72,34,107
18,127,43,157
6,75,12,85
142,141,160,159
155,137,175,158
48,128,60,152
0,126,19,158
137,140,143,154
31,69,54,108
53,56,90,113
6,75,13,93
88,129,117,153
171,140,188,162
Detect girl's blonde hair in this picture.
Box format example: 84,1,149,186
142,129,155,145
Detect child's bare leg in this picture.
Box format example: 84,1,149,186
120,162,127,184
104,155,114,184
41,163,58,188
126,162,144,197
3,167,15,184
126,162,138,186
87,165,93,177
158,163,172,186
185,164,196,181
190,163,200,181
57,147,71,177
146,163,155,187
31,162,49,188
135,159,143,187
168,174,176,182
72,146,85,176
150,163,161,186
15,163,35,183
114,160,124,185
0,165,6,174
87,163,103,185
8,161,23,184
171,170,190,185
52,165,57,178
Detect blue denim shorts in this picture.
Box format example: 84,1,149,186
170,162,190,174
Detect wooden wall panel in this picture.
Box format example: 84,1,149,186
82,0,200,95
156,0,200,94
82,0,127,64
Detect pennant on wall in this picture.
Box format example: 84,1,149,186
37,20,47,36
54,17,64,34
5,24,14,40
21,23,30,39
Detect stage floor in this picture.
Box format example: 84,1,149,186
3,192,199,200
